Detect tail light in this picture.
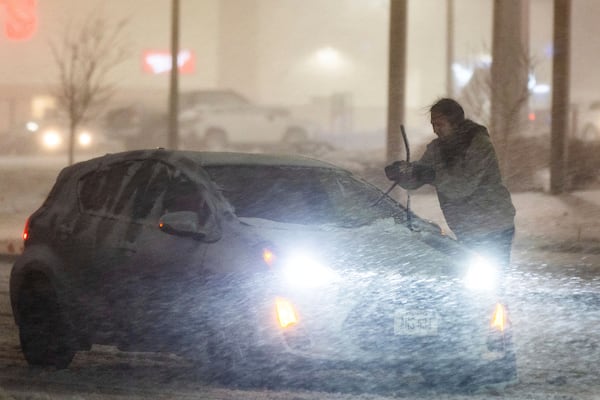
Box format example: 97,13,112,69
22,218,30,242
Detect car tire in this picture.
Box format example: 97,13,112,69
17,276,77,369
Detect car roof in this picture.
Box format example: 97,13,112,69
65,149,345,175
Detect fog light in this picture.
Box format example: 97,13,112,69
490,303,507,332
275,298,298,328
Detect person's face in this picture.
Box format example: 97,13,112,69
430,112,454,141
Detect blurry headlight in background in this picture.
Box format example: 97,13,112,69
26,121,39,132
78,131,93,147
41,129,62,149
282,252,339,288
464,253,500,291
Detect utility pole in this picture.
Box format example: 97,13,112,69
446,0,454,97
168,0,180,149
550,0,571,194
490,0,530,179
386,0,407,163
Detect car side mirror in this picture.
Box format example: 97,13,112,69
159,211,220,242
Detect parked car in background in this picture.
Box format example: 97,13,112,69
178,89,317,149
102,104,167,150
10,149,516,390
577,100,600,142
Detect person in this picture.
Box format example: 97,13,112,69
385,98,516,270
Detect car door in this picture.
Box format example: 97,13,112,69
95,160,216,345
74,161,138,336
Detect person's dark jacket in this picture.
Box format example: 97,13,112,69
388,119,515,241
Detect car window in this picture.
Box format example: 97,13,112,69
79,160,173,222
204,166,403,226
78,161,138,213
162,173,213,226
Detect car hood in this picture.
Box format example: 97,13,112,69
236,216,466,279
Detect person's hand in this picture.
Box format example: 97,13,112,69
384,160,413,181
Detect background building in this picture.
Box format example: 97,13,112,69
0,0,598,149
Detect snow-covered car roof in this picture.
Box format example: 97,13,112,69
74,149,345,172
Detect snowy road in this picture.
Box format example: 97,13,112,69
1,259,600,400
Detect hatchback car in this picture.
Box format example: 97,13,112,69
10,149,516,389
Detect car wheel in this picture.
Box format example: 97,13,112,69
17,276,77,369
283,127,308,144
204,129,228,150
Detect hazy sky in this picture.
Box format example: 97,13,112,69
0,0,598,112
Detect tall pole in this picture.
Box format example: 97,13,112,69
168,0,180,149
446,0,454,97
550,0,571,194
386,0,407,163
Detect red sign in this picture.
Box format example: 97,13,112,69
0,0,37,40
142,50,196,75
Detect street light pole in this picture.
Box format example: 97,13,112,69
168,0,180,149
446,0,454,97
386,0,407,164
550,0,571,194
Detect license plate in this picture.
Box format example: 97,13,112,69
394,309,439,336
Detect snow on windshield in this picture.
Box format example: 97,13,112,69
204,165,405,226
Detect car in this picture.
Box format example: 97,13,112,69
9,149,516,389
102,104,168,150
178,89,317,149
0,118,111,155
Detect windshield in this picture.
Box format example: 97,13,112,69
204,165,405,227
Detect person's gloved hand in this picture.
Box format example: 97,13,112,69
384,160,412,182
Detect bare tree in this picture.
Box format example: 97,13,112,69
50,12,130,165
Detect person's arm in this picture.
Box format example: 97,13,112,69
434,134,497,199
384,143,436,190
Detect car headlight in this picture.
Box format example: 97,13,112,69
41,129,62,149
78,131,93,147
281,252,339,288
464,253,499,291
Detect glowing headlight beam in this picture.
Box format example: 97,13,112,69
464,254,499,291
282,253,338,288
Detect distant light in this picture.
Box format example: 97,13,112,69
78,131,92,147
4,0,37,41
142,50,195,75
25,121,39,132
314,47,343,70
528,112,536,121
532,84,550,94
452,63,474,88
42,130,62,149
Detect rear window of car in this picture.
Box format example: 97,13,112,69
204,165,402,226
